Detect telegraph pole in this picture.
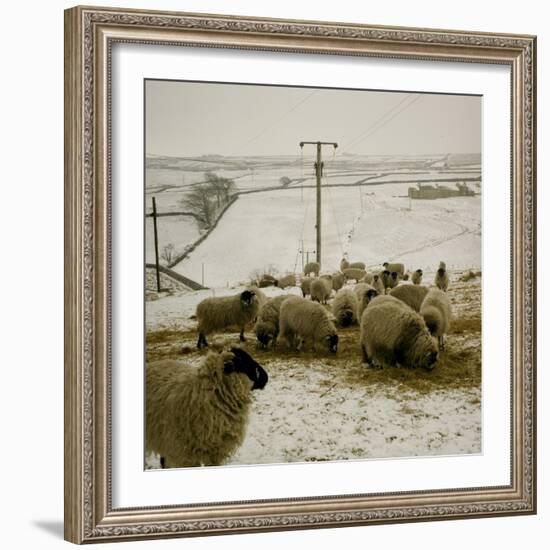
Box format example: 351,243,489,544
299,141,338,269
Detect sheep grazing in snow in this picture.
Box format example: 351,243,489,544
332,288,359,327
146,347,268,468
277,274,296,289
420,288,452,350
304,261,320,277
412,269,423,285
389,284,430,312
349,261,366,270
360,295,438,370
279,296,339,353
196,289,261,348
310,277,332,304
331,272,345,292
340,258,350,271
435,261,449,292
343,267,367,282
354,283,379,316
383,262,405,278
381,270,399,292
371,272,385,295
255,295,291,349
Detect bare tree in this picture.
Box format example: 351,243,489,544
204,172,236,206
180,184,215,230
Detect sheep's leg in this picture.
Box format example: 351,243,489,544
439,335,445,350
160,456,166,469
361,345,371,364
197,333,208,349
239,328,246,342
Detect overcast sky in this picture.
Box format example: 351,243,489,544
145,80,481,157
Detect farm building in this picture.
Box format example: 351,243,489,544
408,182,476,200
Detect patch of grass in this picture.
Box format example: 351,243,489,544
451,316,482,334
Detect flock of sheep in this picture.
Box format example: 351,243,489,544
146,256,454,469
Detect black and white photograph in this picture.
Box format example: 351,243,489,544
144,80,482,469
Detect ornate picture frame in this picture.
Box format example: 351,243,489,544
64,5,536,544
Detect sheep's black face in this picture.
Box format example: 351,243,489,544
256,332,271,349
340,311,353,327
437,268,445,276
327,334,339,353
240,290,256,306
383,262,389,268
423,350,438,370
226,347,268,389
366,289,378,302
391,271,398,280
416,269,423,275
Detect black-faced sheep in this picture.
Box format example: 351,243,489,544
383,262,405,278
412,269,423,285
360,295,438,370
196,289,260,348
279,296,338,353
420,288,452,350
310,277,332,304
332,288,359,327
381,270,399,292
304,261,320,277
254,295,291,349
389,284,430,312
353,282,379,316
146,347,268,468
343,267,366,282
435,261,449,292
277,274,296,289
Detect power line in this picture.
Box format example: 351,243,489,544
234,90,318,156
340,94,422,155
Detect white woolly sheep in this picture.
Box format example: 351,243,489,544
412,269,423,285
435,261,449,292
332,288,359,327
371,272,385,295
360,295,438,370
420,288,452,349
331,272,345,291
343,267,367,282
382,262,405,278
340,258,350,271
255,295,291,349
304,261,320,277
279,296,339,353
349,261,366,270
196,289,261,348
277,274,296,289
362,271,374,285
310,277,332,304
146,347,268,468
389,284,430,312
300,277,313,297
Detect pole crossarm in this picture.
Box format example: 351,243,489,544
299,141,338,268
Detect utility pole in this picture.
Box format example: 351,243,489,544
152,196,161,293
299,141,338,269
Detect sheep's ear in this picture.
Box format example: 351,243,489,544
367,289,378,299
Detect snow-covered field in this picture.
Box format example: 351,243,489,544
145,276,482,468
144,153,482,468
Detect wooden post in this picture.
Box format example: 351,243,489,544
152,196,161,293
315,141,322,266
299,140,338,271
